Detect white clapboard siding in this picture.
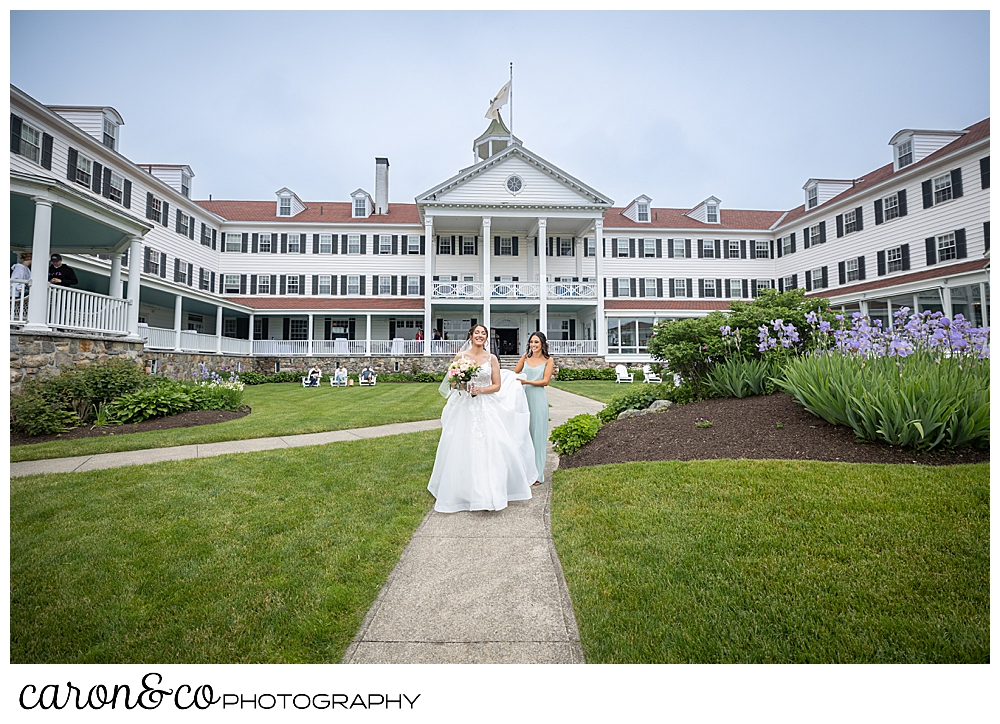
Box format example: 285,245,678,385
48,108,106,145
439,156,596,206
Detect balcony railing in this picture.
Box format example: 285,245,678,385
491,281,539,299
370,339,424,356
549,340,598,355
547,281,597,299
9,279,29,325
430,340,464,355
179,330,222,353
47,285,129,335
252,340,311,356
220,336,253,355
140,325,177,349
433,281,483,299
310,339,366,356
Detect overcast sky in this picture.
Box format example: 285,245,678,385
11,10,989,214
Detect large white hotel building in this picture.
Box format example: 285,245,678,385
9,83,990,368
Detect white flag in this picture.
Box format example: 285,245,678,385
485,81,511,120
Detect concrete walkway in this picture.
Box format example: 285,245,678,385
10,418,443,477
342,385,604,664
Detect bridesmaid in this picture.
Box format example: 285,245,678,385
514,332,555,486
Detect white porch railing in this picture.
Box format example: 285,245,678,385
140,326,177,349
47,285,129,335
310,339,367,356
370,339,425,356
431,340,464,355
549,340,598,355
547,281,598,299
252,340,310,356
9,279,30,325
179,330,221,353
220,336,253,355
433,281,483,299
491,281,539,299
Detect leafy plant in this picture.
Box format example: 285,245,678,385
706,357,783,398
550,413,602,455
694,417,713,428
106,387,193,424
10,390,80,435
555,367,619,381
90,403,120,429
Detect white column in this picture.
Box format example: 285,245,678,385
537,218,548,342
979,281,989,327
424,217,434,356
482,217,492,335
215,306,223,353
941,285,952,320
23,197,53,332
249,313,255,342
365,313,372,356
109,254,123,299
595,218,607,357
307,313,314,355
125,235,142,339
173,295,183,351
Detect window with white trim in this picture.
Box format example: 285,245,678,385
224,274,240,294
287,234,301,253
149,197,162,224
145,247,160,276
380,235,392,254
407,275,420,294
706,204,718,223
730,279,743,298
644,278,657,296
560,237,573,256
886,246,903,273
617,278,630,297
286,276,300,294
253,318,263,338
500,237,513,256
379,275,391,294
199,268,210,290
845,257,860,282
18,121,42,163
617,239,629,257
702,239,715,258
728,239,740,257
843,209,858,234
755,240,769,258
289,319,308,340
462,236,475,255
811,267,825,289
883,193,900,222
673,279,687,297
755,279,770,295
642,239,655,257
225,233,242,252
178,212,191,238
181,173,190,198
782,275,795,290
703,278,716,297
637,202,649,222
108,171,124,205
781,235,793,255
933,173,953,204
278,197,291,217
807,186,818,209
72,152,93,186
102,118,117,150
348,235,360,254
810,225,821,247
257,275,270,294
353,198,367,217
408,235,420,254
223,318,237,337
587,238,596,256
258,233,272,253
896,139,913,169
673,239,686,258
319,234,333,254
318,275,332,294
937,232,957,262
347,275,360,294
187,314,203,332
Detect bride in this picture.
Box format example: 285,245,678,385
427,324,537,513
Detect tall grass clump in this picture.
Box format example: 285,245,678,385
705,357,783,398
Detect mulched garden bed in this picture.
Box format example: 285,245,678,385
561,393,989,468
10,406,251,447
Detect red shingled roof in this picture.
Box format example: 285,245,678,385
197,201,421,225
805,258,989,299
781,118,990,228
604,207,784,231
605,300,731,311
224,297,425,310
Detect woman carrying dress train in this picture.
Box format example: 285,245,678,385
427,324,537,513
514,332,555,487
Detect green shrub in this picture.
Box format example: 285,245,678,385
706,357,783,398
598,383,674,423
10,390,80,435
107,386,193,424
555,367,617,381
550,413,602,455
778,352,989,451
186,383,243,411
239,371,268,385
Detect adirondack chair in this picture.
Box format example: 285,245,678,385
642,365,662,383
615,364,633,383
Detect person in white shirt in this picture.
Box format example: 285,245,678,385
10,252,31,303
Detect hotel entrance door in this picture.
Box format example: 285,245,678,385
492,328,519,356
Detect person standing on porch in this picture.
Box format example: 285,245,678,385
11,252,31,295
514,331,555,486
48,254,78,287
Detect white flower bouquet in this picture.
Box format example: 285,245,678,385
446,358,481,393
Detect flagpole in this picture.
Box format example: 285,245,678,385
509,62,514,146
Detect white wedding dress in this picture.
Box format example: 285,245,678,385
428,359,538,513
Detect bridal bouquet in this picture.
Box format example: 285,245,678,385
446,358,481,392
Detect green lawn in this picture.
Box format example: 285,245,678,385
549,380,626,403
552,459,989,663
11,430,440,663
12,382,446,463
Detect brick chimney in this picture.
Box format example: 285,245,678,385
375,157,389,215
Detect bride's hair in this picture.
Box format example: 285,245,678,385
526,331,550,358
466,324,489,344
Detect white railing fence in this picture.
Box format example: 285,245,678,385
220,336,253,355
140,326,177,349
9,279,30,325
430,340,464,355
179,330,221,353
370,339,425,356
310,339,367,356
47,285,129,335
252,339,310,356
491,281,540,299
433,281,483,299
549,340,598,355
547,281,598,299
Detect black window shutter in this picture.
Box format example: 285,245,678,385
372,275,379,295
778,278,784,293
252,233,259,253
874,199,884,225
602,238,606,257
420,235,425,255
283,318,290,340
685,239,691,258
211,271,216,292
251,275,257,294
312,274,318,295
749,241,756,260
146,192,153,220
400,275,406,295
391,276,398,295
657,278,663,297
742,279,749,298
341,234,348,254
242,232,248,253
725,279,731,296
611,278,617,297
857,255,866,280
980,157,990,189
855,206,863,231
143,246,151,273
638,278,645,297
922,180,933,208
360,234,367,255
123,179,131,209
299,274,305,294
769,239,775,259
897,190,907,217
698,279,705,297
819,221,826,244
715,239,721,259
571,237,576,257
331,276,338,295
955,228,967,259
697,240,704,259
656,239,662,258
630,239,636,258
740,239,746,259
280,275,286,294
341,275,348,294
630,278,637,297
299,235,306,254
162,202,169,226
836,214,844,238
173,257,180,281
951,168,963,199
66,147,78,181
420,276,425,295
803,227,810,249
901,243,911,270
280,233,287,253
790,232,796,253
40,133,53,169
668,278,674,297
457,236,463,255
821,267,828,289
686,279,693,298
750,279,757,297
10,113,22,153
240,274,247,294
175,209,182,233
91,162,103,194
604,278,608,297
512,236,519,256
392,235,398,255
716,278,723,296
187,263,193,286
212,229,217,250
877,250,886,276
313,234,319,254
360,275,366,295
495,236,501,256
667,239,674,259
838,261,846,285
200,222,206,246
270,274,277,294
925,237,937,265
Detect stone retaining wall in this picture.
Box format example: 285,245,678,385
10,332,145,393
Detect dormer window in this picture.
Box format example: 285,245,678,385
279,197,291,216
706,204,718,223
353,197,367,218
103,117,117,150
896,139,913,169
181,172,191,198
807,186,818,209
637,202,649,222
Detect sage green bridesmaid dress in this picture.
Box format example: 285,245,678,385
522,360,549,483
